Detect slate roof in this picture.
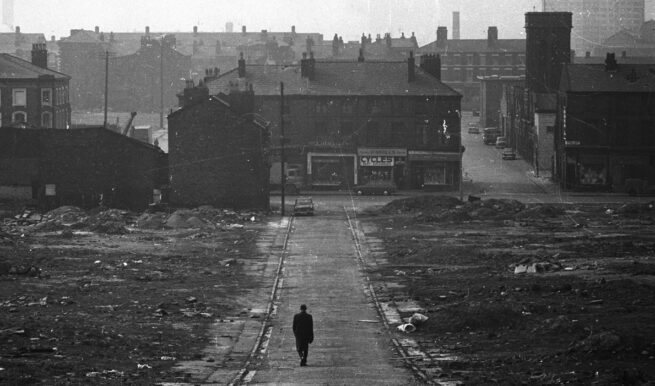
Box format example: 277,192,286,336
419,39,525,54
561,63,655,93
0,53,70,79
207,61,460,97
0,32,46,53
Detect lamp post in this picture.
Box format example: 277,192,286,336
280,82,285,216
159,37,164,130
103,50,110,128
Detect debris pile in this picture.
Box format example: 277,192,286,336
1,204,267,234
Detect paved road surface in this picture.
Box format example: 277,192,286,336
247,210,413,385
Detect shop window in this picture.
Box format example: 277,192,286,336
577,155,607,185
13,88,26,107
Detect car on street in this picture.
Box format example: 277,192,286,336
293,197,314,216
502,148,517,160
355,181,396,196
467,123,480,134
495,136,507,149
482,127,500,145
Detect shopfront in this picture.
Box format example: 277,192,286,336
307,152,357,189
357,148,407,188
407,150,461,190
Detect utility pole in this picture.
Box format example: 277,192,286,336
280,82,286,216
159,38,164,130
103,50,109,128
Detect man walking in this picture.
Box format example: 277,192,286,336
292,304,314,366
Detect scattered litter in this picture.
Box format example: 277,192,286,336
160,356,177,361
409,313,429,326
397,323,416,333
137,364,152,369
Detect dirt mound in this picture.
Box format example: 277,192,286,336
379,195,462,214
136,213,166,229
415,198,525,222
515,204,566,219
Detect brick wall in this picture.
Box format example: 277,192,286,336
168,99,269,209
0,128,167,210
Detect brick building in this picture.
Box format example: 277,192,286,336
555,54,655,192
0,26,58,70
57,26,323,112
168,81,270,209
108,36,191,112
479,75,524,129
500,12,573,176
0,45,71,129
0,127,168,210
418,26,525,110
207,52,462,191
544,0,645,55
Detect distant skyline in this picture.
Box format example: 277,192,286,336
5,0,655,46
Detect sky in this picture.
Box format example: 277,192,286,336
7,0,655,46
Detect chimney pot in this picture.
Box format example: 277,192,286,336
15,26,20,34
242,25,246,34
193,26,198,35
437,26,448,47
146,26,150,34
95,26,100,34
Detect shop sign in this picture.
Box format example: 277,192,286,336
407,150,460,162
360,155,394,167
358,148,407,157
565,140,581,146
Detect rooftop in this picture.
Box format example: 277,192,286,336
207,60,460,97
562,63,655,93
0,53,70,80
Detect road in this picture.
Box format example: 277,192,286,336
461,112,550,197
245,208,414,385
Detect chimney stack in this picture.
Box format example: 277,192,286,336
292,25,296,35
15,26,20,34
178,79,209,108
604,52,618,71
238,52,246,78
95,26,100,34
193,26,198,36
146,26,150,35
242,25,247,35
487,26,498,47
420,53,441,81
436,26,448,47
453,12,460,40
408,51,416,82
31,43,48,69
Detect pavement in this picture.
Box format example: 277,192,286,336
246,212,414,385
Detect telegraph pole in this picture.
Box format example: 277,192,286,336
103,50,109,128
160,38,164,130
280,82,286,216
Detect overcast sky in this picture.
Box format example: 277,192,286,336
8,0,655,46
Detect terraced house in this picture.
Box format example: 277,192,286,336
0,43,71,129
206,51,462,191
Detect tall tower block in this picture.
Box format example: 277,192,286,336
524,12,572,93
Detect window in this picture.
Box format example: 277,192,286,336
41,112,52,128
12,111,27,123
41,88,52,106
13,88,26,107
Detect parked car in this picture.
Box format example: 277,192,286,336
483,127,500,145
467,123,480,134
293,197,314,216
495,136,507,149
502,148,517,160
355,181,396,196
